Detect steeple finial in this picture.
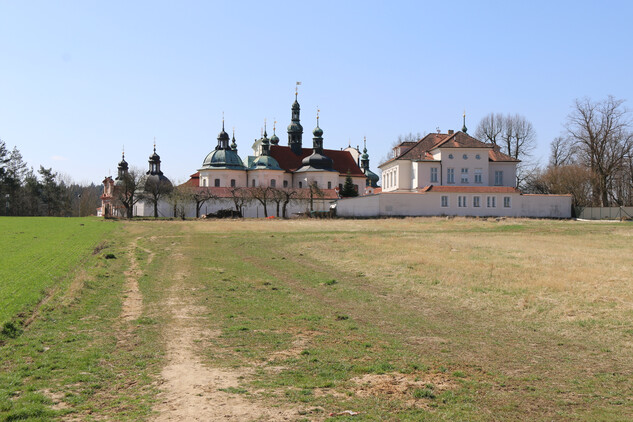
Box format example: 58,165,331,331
153,137,156,153
222,111,225,131
264,118,267,135
316,108,320,127
295,81,301,100
462,110,468,133
273,120,276,134
363,136,367,152
122,146,125,159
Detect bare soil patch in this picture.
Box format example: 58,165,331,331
152,242,299,421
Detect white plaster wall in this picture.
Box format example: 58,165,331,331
199,169,248,188
183,198,330,218
518,195,572,218
247,169,286,188
440,148,490,187
134,199,176,217
335,192,571,218
416,162,441,188
488,162,517,188
294,171,339,190
336,195,380,217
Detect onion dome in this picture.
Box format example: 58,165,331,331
300,151,333,170
202,148,246,169
270,121,279,145
250,155,282,170
313,125,323,138
200,121,246,170
144,143,173,192
114,151,129,187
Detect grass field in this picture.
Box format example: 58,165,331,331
0,217,117,331
1,217,633,421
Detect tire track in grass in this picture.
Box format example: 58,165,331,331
152,233,298,421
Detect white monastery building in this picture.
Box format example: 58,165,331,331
336,128,572,218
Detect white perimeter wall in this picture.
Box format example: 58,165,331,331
133,198,330,218
336,193,571,218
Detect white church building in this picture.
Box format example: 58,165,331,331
336,129,572,218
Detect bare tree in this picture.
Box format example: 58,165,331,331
270,188,285,217
549,136,576,167
227,187,249,217
475,113,504,145
566,96,633,206
113,167,144,218
190,187,216,218
476,113,537,187
168,183,194,219
143,175,173,218
249,186,273,217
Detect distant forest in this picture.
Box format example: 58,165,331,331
0,140,102,217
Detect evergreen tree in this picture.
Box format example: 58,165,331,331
340,171,358,197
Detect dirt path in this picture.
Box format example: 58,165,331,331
120,237,153,324
151,241,298,421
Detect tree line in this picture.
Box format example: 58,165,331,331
0,141,102,217
523,96,631,208
473,96,632,208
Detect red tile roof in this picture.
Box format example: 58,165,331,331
269,145,365,177
383,131,519,164
421,185,520,194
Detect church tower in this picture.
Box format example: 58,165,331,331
287,88,304,155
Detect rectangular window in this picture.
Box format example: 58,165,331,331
458,196,467,207
504,196,511,208
441,195,449,207
328,181,332,189
447,168,455,184
252,179,256,187
283,180,288,188
230,179,236,187
474,169,482,184
495,171,503,186
473,196,480,207
430,168,438,183
214,178,220,187
270,179,276,187
487,196,496,208
461,168,469,184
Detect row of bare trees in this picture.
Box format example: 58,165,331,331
524,96,633,208
111,168,326,219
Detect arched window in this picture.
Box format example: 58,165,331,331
270,179,276,187
299,181,303,188
230,179,236,187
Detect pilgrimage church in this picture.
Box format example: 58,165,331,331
100,90,380,218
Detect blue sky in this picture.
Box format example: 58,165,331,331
1,0,632,184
